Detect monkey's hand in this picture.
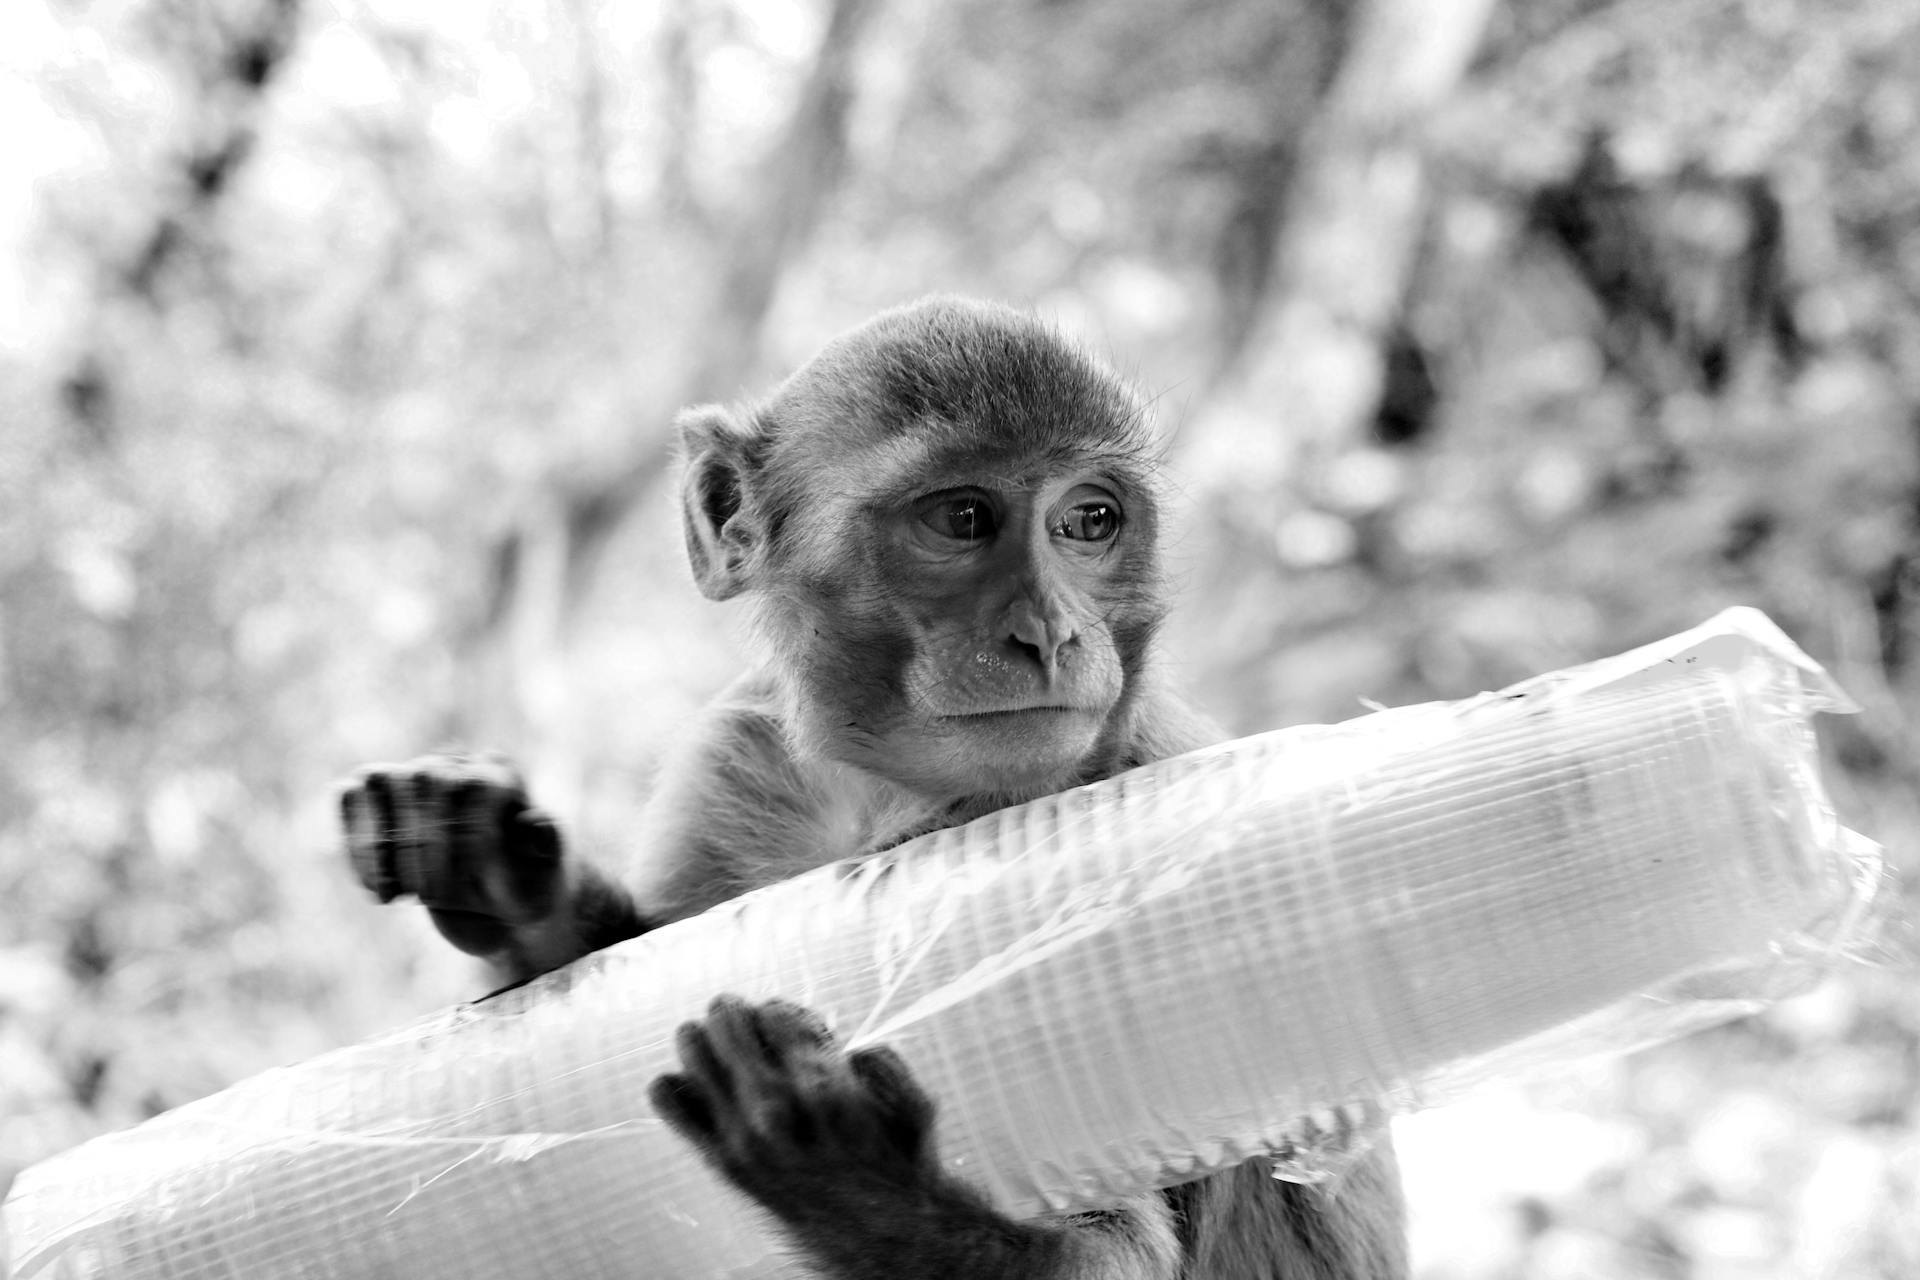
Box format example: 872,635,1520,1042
338,753,567,960
649,997,937,1215
649,997,1101,1279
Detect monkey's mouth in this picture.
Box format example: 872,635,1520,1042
938,705,1096,723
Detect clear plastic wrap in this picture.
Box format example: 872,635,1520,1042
3,608,1885,1280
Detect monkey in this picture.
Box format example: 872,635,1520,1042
341,297,1408,1279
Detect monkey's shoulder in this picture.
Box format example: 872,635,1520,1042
637,673,946,899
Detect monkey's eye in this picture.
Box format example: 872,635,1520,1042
920,494,999,542
1055,501,1121,542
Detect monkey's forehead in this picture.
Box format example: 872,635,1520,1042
764,359,1160,479
796,421,1162,499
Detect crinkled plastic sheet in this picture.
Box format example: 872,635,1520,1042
2,608,1888,1279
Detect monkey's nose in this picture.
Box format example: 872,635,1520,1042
1005,606,1078,676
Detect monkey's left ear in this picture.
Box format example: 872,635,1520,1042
676,404,765,601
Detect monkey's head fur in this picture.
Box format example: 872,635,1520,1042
678,297,1171,807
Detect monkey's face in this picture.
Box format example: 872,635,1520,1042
774,441,1163,801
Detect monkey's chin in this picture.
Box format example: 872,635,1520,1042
918,707,1108,795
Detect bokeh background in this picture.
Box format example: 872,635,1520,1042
3,0,1919,1275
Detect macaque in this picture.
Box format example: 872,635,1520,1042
341,298,1407,1279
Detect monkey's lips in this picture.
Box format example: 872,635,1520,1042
936,704,1101,723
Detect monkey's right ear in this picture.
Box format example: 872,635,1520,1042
677,404,765,602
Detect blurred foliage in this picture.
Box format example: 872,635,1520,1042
3,0,1919,1276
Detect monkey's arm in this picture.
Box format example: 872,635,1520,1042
616,674,892,917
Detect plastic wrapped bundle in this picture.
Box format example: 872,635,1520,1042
3,608,1884,1280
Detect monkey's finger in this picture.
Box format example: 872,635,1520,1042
700,995,828,1086
343,769,400,902
432,775,494,913
511,806,563,865
492,805,563,922
673,1018,738,1105
699,995,778,1073
648,1073,717,1142
393,769,444,906
846,1046,935,1137
751,999,835,1055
